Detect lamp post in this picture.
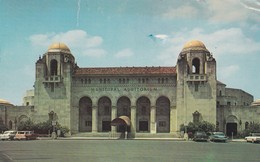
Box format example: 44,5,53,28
51,120,57,140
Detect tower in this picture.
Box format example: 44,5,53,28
34,43,75,130
176,40,217,130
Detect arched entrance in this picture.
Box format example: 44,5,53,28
79,97,92,132
156,96,170,133
111,116,131,138
136,96,150,132
226,115,238,137
98,96,111,132
117,96,131,132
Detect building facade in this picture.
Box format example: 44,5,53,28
1,40,259,137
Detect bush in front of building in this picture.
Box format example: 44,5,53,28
180,121,216,135
17,119,35,131
17,120,70,137
238,122,260,138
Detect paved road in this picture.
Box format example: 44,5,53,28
0,140,259,162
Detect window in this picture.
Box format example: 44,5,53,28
85,121,92,126
159,121,166,127
141,106,146,115
193,111,200,123
50,59,58,75
227,102,231,106
245,121,249,129
192,58,200,74
104,106,110,115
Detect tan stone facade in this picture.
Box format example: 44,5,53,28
1,40,258,138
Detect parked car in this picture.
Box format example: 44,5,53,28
14,131,38,140
209,132,228,142
245,133,260,143
193,131,208,142
0,130,17,140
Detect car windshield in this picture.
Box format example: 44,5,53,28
214,132,225,136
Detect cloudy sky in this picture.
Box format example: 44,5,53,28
0,0,260,105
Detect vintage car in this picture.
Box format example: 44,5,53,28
193,131,208,142
209,132,228,142
245,133,260,143
14,131,38,140
0,130,17,140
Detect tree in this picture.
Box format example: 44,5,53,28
180,121,215,134
17,119,70,136
17,119,35,131
239,122,260,137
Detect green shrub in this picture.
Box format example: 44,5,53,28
17,120,70,136
180,121,215,134
239,122,260,137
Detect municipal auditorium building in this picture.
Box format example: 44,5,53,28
1,40,259,138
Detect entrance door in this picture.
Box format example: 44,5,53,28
139,121,148,132
102,121,111,132
226,123,237,136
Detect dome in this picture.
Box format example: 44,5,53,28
48,42,71,52
0,99,13,106
182,40,208,52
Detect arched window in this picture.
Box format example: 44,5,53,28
192,58,200,74
193,111,200,123
50,59,58,75
9,120,13,129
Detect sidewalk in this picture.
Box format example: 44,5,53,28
38,136,246,142
38,136,186,141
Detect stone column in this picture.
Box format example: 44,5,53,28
111,106,117,133
170,106,177,133
150,106,156,134
130,106,136,138
92,106,98,133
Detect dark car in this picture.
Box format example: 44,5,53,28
209,132,228,142
193,131,208,142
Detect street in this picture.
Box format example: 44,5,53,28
0,140,259,162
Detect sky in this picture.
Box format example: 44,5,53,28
0,0,260,105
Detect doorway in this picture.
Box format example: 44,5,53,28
226,123,237,137
102,121,111,132
139,121,148,132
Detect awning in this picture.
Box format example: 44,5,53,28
111,116,131,126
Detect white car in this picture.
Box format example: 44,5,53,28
0,130,17,140
245,133,260,143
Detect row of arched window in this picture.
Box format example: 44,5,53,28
76,77,172,85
